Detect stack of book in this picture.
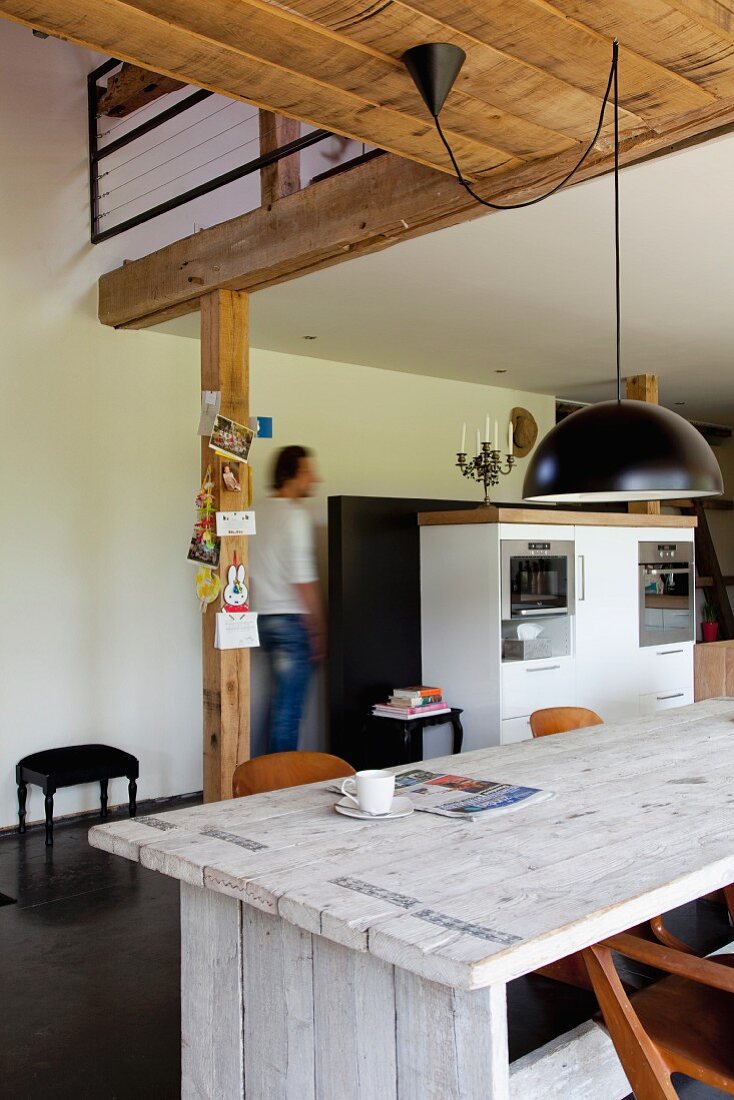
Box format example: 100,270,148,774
372,686,450,720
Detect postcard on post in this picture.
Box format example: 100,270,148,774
209,414,255,463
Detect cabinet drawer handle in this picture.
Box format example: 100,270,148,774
578,555,586,602
526,665,561,673
658,649,684,656
656,692,685,701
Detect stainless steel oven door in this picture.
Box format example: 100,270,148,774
501,540,575,620
639,542,694,647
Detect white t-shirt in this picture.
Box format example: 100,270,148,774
249,497,318,615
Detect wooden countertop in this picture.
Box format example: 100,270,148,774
418,506,697,527
90,699,733,991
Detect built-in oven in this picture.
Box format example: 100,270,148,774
639,541,695,647
501,540,575,619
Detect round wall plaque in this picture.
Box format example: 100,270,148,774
511,407,538,457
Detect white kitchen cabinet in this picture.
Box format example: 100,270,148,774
501,656,575,720
638,642,694,693
421,524,502,751
638,687,694,714
420,514,695,753
501,716,533,744
574,526,641,722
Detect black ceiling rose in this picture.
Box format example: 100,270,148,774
402,43,466,118
523,400,724,503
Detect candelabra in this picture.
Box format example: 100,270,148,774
456,441,516,506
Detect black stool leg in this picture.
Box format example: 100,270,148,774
100,779,109,819
128,778,137,817
44,789,55,847
17,781,27,833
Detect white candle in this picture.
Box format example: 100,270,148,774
508,418,514,455
476,428,481,455
494,419,499,448
484,414,490,443
460,422,466,453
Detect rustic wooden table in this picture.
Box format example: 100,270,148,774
89,699,734,1100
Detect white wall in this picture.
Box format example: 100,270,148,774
0,21,555,828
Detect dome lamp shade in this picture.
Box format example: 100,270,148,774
523,400,723,503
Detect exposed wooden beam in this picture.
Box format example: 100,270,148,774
96,61,185,117
99,93,734,329
201,290,250,803
0,0,519,177
258,111,301,207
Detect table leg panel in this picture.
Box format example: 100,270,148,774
312,936,397,1100
242,905,316,1100
395,970,509,1100
181,882,244,1100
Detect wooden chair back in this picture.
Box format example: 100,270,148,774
233,751,354,798
582,934,734,1099
530,706,604,738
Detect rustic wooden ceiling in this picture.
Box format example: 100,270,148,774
3,0,734,186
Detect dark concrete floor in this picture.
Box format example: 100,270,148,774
0,802,731,1099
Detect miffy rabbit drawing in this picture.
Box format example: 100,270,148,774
222,555,249,613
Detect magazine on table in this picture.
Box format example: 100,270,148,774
392,769,554,818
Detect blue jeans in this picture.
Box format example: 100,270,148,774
258,615,312,753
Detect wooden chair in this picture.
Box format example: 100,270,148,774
529,706,604,738
232,751,354,798
582,933,734,1098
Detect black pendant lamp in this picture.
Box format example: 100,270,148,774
403,41,723,503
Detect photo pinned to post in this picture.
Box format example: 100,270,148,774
221,461,241,493
209,414,254,464
187,466,220,567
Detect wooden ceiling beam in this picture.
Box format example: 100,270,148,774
99,91,734,329
0,0,519,177
539,0,734,99
96,61,185,116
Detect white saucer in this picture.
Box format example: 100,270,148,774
334,796,414,820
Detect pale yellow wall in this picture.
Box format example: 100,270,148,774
246,348,555,756
248,348,553,512
0,25,201,828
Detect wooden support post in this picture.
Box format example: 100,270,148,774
625,374,661,516
200,290,250,803
258,109,301,207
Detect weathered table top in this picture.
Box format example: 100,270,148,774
89,699,734,991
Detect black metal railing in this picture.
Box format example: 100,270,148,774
87,59,333,243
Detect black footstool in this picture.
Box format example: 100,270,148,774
16,744,139,846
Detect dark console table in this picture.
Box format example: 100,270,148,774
362,707,464,769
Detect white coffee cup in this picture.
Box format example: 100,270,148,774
340,770,395,815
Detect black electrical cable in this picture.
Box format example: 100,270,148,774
433,41,618,214
433,40,623,397
613,42,622,401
